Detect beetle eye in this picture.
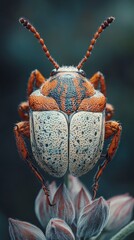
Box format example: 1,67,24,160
50,69,57,76
79,69,86,77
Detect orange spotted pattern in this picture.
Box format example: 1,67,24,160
29,95,59,111
78,92,106,112
41,80,58,96
40,74,98,114
82,81,95,96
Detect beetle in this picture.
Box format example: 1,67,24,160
14,17,122,205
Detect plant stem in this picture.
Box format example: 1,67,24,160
110,221,134,240
92,231,110,240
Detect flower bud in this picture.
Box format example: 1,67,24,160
52,184,75,225
74,187,92,223
106,194,134,231
35,181,56,229
46,218,75,240
77,197,110,238
68,175,91,207
9,218,46,240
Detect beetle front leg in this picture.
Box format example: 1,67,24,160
89,72,106,96
92,120,122,200
18,101,29,120
14,121,53,206
105,103,114,121
27,69,46,96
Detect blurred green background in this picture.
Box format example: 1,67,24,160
0,0,134,239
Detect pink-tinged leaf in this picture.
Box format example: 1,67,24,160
35,189,51,229
77,197,110,238
106,194,134,231
35,181,56,229
68,175,91,204
74,187,92,223
52,184,75,225
46,218,75,240
49,181,57,198
9,218,46,240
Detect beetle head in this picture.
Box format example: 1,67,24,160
50,66,86,78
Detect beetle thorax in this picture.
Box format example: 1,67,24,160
41,66,95,114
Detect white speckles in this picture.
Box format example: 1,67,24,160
29,110,105,178
69,111,105,177
30,111,68,177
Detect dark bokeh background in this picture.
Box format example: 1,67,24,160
0,0,134,239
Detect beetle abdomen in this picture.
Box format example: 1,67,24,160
69,111,105,176
30,111,68,177
30,110,104,178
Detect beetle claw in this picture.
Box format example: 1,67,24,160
46,195,55,207
92,182,99,200
42,185,55,206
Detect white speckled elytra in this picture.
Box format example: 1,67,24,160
30,110,105,177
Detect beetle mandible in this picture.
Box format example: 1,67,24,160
15,16,122,205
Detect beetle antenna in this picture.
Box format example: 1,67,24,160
77,16,115,70
19,17,60,69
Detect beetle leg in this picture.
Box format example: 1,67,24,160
27,69,45,96
105,103,114,121
18,101,29,120
89,72,106,96
92,121,122,199
14,121,53,206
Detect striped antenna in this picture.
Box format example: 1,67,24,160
19,18,60,69
77,16,115,69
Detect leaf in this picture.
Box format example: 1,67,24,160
77,197,110,239
52,184,75,225
9,218,46,240
46,218,75,240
